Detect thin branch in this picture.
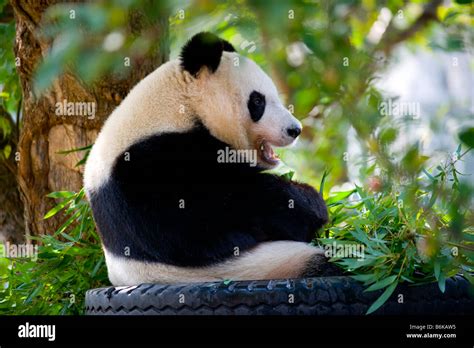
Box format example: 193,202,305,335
376,0,442,55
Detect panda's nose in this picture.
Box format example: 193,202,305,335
286,126,302,139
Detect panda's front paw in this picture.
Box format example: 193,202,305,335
290,181,329,225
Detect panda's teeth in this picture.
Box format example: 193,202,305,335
258,140,279,165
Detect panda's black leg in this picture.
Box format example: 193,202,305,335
251,173,328,243
300,253,345,277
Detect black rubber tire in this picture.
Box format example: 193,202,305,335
85,276,473,315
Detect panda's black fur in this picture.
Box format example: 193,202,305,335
90,121,328,267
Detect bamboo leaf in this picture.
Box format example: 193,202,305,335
434,260,441,280
44,201,69,219
320,168,330,199
364,275,397,292
46,191,75,199
366,281,398,315
56,144,93,154
458,128,474,148
438,273,446,293
351,274,377,284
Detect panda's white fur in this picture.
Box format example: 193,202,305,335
84,33,330,286
105,241,324,286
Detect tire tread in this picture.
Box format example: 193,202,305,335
85,276,474,315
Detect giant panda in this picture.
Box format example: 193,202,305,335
84,32,338,286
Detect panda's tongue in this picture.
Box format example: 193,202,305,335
260,140,279,165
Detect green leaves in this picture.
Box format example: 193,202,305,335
0,189,107,315
0,16,21,115
319,169,330,199
364,275,398,292
43,200,69,219
458,127,474,148
46,191,76,199
379,127,398,145
280,170,295,181
402,146,429,175
56,145,92,167
437,273,446,293
0,8,21,164
32,1,170,94
366,282,398,315
322,145,473,314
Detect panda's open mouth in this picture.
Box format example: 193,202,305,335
259,140,280,166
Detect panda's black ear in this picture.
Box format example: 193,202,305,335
180,32,236,77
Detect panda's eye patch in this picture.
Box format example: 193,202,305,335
248,91,266,122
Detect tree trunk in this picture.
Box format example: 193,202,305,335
11,1,168,236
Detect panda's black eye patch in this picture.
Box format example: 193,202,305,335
248,91,266,122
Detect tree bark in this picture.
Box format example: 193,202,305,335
11,1,168,236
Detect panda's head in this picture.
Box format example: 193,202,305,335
180,32,302,169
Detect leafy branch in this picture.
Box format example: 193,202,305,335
321,147,473,314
